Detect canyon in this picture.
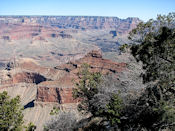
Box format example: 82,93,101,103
0,16,142,130
0,16,141,67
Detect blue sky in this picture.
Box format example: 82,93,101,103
0,0,175,21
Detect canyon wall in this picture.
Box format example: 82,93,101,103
0,16,141,31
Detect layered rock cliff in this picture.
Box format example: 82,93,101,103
55,50,126,74
0,16,141,32
0,50,127,104
35,50,126,103
0,23,72,40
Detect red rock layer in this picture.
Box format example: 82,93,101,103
1,72,46,85
35,50,127,103
0,24,72,40
55,50,127,74
37,87,79,104
0,50,127,104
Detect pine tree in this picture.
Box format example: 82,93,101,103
0,91,24,130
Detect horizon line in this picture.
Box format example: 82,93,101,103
0,15,142,20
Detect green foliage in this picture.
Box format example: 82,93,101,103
122,85,175,130
73,63,102,115
25,122,36,131
129,12,175,89
106,94,123,125
131,26,175,83
0,91,24,131
126,12,175,130
50,106,60,115
129,12,175,43
119,44,129,53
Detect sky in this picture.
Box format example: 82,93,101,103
0,0,175,21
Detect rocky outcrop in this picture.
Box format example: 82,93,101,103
13,72,47,84
0,50,127,104
35,50,127,103
37,87,79,103
55,50,127,74
1,72,47,85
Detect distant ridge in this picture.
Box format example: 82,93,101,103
0,16,141,30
